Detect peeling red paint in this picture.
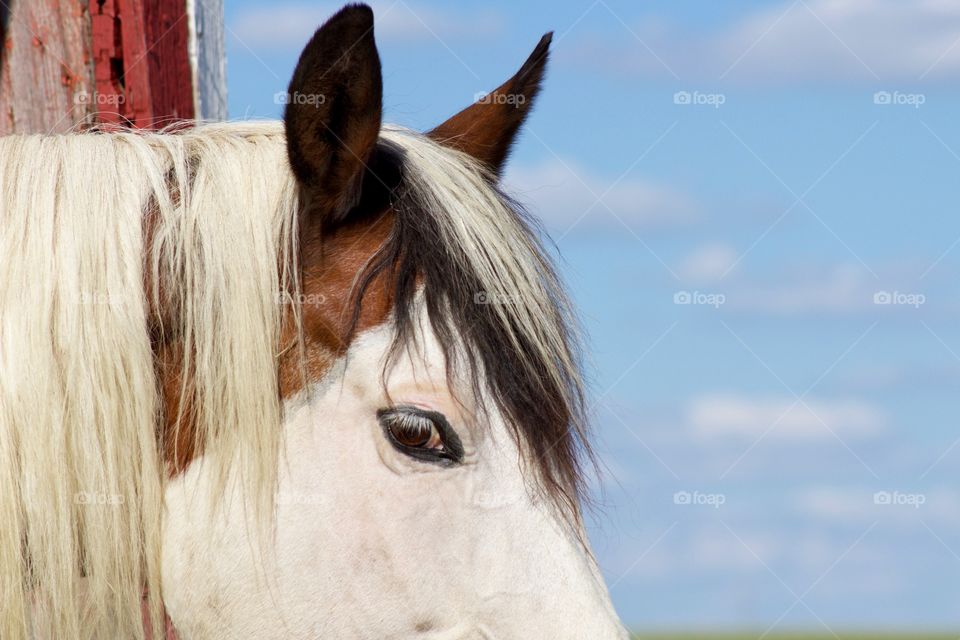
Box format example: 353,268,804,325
2,1,197,135
90,0,194,128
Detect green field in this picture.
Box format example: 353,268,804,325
632,634,959,640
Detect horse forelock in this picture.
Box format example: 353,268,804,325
353,127,593,522
273,125,592,524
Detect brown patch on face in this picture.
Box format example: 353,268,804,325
277,210,396,397
156,208,396,476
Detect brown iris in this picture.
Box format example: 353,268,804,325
389,416,437,448
390,419,436,447
377,406,463,464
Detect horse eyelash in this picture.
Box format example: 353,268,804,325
377,406,464,464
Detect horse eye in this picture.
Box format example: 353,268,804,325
377,406,464,465
387,414,440,448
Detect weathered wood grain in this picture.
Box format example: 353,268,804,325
0,0,226,133
0,0,96,134
189,0,226,120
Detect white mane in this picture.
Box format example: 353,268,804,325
0,122,298,639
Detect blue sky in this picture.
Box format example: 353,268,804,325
222,0,960,631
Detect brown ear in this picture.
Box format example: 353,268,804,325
284,4,382,222
428,32,552,176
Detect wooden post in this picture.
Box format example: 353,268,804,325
0,0,96,134
190,0,226,121
0,0,225,135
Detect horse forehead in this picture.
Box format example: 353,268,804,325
276,210,396,399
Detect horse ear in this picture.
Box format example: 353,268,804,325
284,4,382,222
428,32,552,177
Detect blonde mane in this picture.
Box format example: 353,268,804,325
0,121,588,639
0,122,298,639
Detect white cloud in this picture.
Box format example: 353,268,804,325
720,262,931,317
230,2,503,50
571,0,960,83
838,363,960,392
504,159,699,232
797,486,960,527
687,526,779,572
796,486,878,520
728,264,871,315
678,243,738,283
688,393,887,440
713,0,960,82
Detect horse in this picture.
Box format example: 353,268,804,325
0,5,627,638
